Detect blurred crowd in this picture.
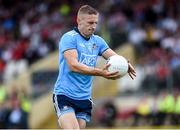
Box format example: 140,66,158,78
0,86,31,129
0,0,63,82
0,0,179,84
94,91,180,128
0,0,180,128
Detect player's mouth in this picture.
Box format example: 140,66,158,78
89,29,95,33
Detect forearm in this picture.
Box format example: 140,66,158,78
69,62,103,76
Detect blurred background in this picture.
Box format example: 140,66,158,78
0,0,180,129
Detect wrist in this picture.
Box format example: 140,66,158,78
91,67,103,76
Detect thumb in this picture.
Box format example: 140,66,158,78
104,63,111,70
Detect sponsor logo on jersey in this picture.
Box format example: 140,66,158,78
79,53,97,67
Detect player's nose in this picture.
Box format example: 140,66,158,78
92,26,96,31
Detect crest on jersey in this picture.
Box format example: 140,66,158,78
92,43,98,50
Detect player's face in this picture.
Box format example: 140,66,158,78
78,14,98,37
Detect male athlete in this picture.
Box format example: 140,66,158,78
53,5,136,129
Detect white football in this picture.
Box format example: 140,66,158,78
107,55,128,77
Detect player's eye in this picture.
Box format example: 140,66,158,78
88,22,94,24
88,22,97,25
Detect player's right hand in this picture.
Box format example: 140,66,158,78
101,64,121,80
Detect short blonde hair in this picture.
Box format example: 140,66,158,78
78,5,98,16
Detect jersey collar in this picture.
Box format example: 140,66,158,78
73,27,90,41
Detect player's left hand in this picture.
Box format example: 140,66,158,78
127,61,136,80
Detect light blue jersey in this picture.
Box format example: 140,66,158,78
53,28,109,100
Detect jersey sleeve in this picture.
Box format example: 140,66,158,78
96,36,109,56
59,33,76,53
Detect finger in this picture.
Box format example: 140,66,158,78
130,68,136,73
116,75,121,79
109,73,121,79
130,71,136,77
128,72,134,80
107,74,119,78
107,71,119,76
131,72,136,79
104,63,111,70
131,68,136,73
129,69,136,75
128,63,136,72
129,69,135,73
129,71,136,76
106,76,115,80
129,66,135,72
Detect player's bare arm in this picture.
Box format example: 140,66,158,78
64,49,120,79
102,48,117,59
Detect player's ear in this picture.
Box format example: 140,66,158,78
77,17,80,24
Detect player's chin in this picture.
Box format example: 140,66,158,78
89,33,93,36
89,30,95,34
87,33,93,36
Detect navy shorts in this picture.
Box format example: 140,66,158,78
52,94,92,122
